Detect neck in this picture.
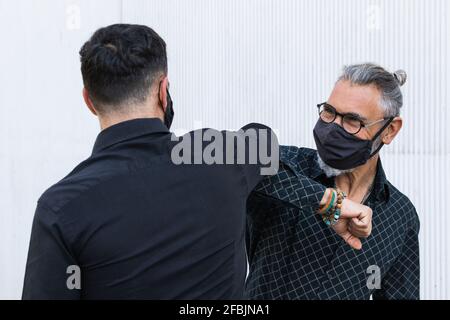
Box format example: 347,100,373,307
335,155,379,202
98,103,163,131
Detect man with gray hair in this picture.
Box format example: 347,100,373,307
246,63,420,300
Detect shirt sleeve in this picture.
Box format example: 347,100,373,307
250,161,327,213
22,202,80,300
237,123,280,194
372,220,421,300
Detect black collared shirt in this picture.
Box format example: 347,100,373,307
246,146,420,300
22,119,271,300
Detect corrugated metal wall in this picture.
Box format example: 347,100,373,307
0,0,448,299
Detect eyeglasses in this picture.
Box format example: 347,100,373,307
317,102,393,135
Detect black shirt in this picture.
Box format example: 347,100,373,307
22,118,271,300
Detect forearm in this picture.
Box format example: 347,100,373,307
252,162,327,212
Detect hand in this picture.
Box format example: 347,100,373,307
333,198,373,250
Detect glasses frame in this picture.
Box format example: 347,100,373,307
317,102,394,135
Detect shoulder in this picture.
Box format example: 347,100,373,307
280,146,318,170
174,123,275,148
181,123,273,137
280,146,317,160
38,157,124,215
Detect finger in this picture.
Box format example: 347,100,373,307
358,214,371,226
340,231,362,250
352,216,370,229
349,227,368,239
349,220,371,238
349,219,363,232
348,223,361,237
346,235,363,250
340,210,362,219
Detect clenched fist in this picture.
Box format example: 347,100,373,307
334,198,373,250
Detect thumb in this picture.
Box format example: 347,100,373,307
340,231,363,250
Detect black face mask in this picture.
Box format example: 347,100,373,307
162,88,175,130
313,118,393,170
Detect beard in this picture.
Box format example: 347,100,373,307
317,154,355,178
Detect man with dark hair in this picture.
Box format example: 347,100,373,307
79,24,172,128
22,24,372,300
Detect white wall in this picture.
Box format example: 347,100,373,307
0,0,448,299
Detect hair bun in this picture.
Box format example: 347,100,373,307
393,70,407,86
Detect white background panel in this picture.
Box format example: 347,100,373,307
0,0,448,299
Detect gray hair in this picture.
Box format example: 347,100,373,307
338,63,407,117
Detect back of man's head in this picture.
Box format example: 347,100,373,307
79,24,167,115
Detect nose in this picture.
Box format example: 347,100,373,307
333,114,344,127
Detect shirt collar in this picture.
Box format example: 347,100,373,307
372,159,391,202
310,154,390,203
92,118,169,155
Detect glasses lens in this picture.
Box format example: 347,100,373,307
319,104,336,123
343,115,362,134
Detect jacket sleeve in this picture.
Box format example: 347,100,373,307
250,161,327,213
237,123,280,194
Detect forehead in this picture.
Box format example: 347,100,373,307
328,80,383,119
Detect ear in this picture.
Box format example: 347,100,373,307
158,77,169,112
382,116,403,145
82,88,98,116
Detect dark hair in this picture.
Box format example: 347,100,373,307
79,24,167,113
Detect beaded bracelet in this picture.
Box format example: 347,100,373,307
321,189,346,226
318,189,336,215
